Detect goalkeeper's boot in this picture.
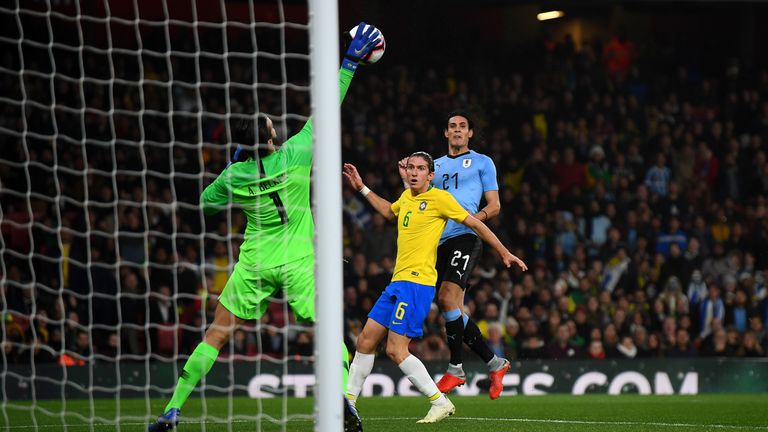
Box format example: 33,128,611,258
343,396,363,432
436,364,466,393
147,408,180,431
488,358,510,400
416,397,455,424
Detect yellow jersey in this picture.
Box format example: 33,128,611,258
390,187,469,286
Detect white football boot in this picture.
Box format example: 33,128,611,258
416,397,455,424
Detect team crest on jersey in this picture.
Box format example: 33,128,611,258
419,201,427,211
462,158,472,168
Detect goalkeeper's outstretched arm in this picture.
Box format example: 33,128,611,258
285,21,381,148
342,163,396,221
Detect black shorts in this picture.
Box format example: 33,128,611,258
435,234,483,290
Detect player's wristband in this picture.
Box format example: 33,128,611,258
359,185,371,197
479,209,488,221
342,56,359,72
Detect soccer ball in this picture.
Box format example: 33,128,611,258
348,24,386,65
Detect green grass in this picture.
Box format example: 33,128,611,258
2,394,768,431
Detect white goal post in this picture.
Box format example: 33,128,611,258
308,0,344,430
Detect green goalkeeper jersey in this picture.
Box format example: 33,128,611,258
200,68,354,271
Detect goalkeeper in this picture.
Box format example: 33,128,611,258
147,23,380,432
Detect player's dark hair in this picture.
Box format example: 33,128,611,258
446,109,474,130
230,114,273,162
409,151,435,173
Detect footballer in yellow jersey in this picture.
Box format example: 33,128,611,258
389,186,469,287
342,152,527,424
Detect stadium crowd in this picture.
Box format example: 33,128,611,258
2,27,768,365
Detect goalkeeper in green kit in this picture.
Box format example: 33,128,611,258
148,23,380,432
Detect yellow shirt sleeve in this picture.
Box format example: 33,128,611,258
390,191,405,216
436,190,470,223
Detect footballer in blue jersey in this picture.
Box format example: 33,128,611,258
398,110,509,399
434,150,499,242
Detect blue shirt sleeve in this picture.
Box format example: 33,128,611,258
480,155,499,192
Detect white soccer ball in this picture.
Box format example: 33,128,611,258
348,24,385,65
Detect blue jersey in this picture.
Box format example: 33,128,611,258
433,150,498,244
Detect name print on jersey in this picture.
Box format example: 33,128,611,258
245,173,288,196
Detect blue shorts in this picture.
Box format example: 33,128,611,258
368,280,435,338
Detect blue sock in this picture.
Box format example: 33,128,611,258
442,309,462,322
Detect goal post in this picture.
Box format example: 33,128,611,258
308,0,344,431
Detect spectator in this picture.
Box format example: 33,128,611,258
486,322,508,359
554,147,586,195
658,277,689,318
412,333,450,362
616,336,638,359
725,290,751,333
587,340,606,360
205,241,230,294
738,331,765,357
644,153,671,198
701,328,733,357
547,323,579,359
518,319,545,360
687,270,708,306
602,27,635,81
602,324,620,358
602,245,631,294
503,317,520,358
699,285,726,339
586,200,611,257
231,329,253,357
362,213,396,263
667,328,697,357
694,143,719,189
289,331,314,359
656,218,688,259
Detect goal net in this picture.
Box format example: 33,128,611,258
0,0,340,429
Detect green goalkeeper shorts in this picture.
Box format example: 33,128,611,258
219,254,315,322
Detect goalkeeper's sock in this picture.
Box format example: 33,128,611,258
443,309,465,366
342,343,350,393
463,317,495,363
346,351,375,405
165,342,219,412
398,355,447,406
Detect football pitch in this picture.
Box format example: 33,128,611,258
2,394,767,431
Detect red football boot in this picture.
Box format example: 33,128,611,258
436,372,466,393
488,359,510,400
